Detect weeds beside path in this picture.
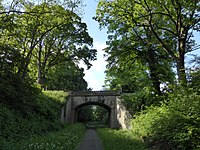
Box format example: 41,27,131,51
97,128,146,150
0,124,85,150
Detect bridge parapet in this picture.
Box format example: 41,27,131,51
68,90,121,96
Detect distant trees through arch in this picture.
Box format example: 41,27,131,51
76,102,110,127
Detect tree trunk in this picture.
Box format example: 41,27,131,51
37,42,46,89
17,45,35,80
37,61,47,89
147,48,161,95
17,56,31,80
37,61,43,84
177,27,187,86
176,56,187,86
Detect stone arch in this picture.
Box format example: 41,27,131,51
75,102,111,126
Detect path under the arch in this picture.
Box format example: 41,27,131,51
76,127,103,150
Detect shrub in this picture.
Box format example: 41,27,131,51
132,89,200,149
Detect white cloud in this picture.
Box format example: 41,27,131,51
79,41,107,91
86,79,104,91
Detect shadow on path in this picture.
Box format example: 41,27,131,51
76,127,103,150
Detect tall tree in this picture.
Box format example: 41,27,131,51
0,0,96,87
95,1,174,94
26,3,96,86
95,0,200,86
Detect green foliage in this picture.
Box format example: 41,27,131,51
0,123,85,150
92,106,109,125
96,0,200,86
43,90,68,104
121,92,157,115
0,71,40,115
46,62,88,91
96,0,176,96
0,90,69,142
132,89,200,149
97,128,145,150
34,93,63,120
0,104,61,141
0,0,96,86
190,70,200,90
188,60,200,92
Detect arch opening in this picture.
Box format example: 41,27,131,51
75,102,111,127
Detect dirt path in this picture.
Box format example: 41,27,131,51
76,128,103,150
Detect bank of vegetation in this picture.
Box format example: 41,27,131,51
0,0,93,148
1,123,85,150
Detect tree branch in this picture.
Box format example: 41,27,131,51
0,10,52,15
157,0,177,26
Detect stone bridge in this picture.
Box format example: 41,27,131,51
61,91,132,129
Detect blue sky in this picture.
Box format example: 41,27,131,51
81,0,108,91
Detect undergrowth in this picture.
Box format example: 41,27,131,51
132,89,200,149
0,124,85,150
97,128,146,150
0,90,68,142
0,91,66,142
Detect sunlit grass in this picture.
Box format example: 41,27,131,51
97,128,146,150
0,124,85,150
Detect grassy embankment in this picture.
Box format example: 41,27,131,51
1,124,85,150
0,90,86,150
